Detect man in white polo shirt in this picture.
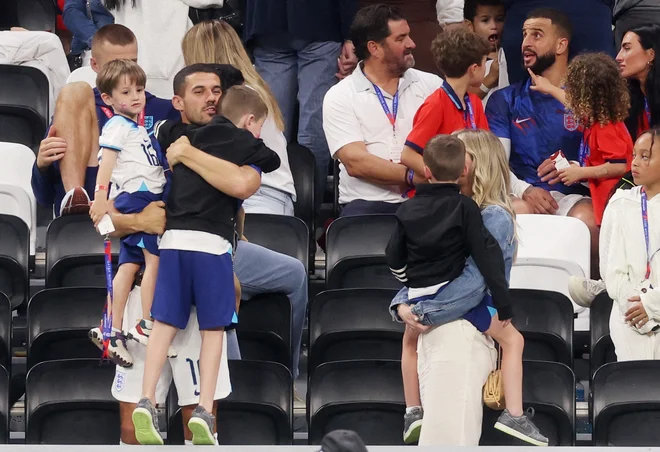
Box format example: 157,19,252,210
323,4,443,217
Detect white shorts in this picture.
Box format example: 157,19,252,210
550,191,590,217
111,286,232,407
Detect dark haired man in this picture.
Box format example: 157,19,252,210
323,4,442,216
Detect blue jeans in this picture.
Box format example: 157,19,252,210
254,35,341,213
243,185,295,216
233,240,308,378
390,257,486,326
63,0,114,54
340,199,402,217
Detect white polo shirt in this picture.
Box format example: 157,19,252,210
323,65,443,205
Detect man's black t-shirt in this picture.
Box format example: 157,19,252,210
155,116,280,242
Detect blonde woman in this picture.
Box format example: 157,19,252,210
182,20,296,216
391,129,543,445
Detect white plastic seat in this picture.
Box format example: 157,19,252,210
512,214,592,331
0,142,37,254
66,66,96,88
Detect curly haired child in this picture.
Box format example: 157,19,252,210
529,52,633,225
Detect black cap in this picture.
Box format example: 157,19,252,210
319,430,368,452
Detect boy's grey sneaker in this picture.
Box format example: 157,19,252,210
132,397,163,445
403,406,423,444
495,408,549,446
568,276,606,308
188,405,216,445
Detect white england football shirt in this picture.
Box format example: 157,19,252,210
99,115,166,200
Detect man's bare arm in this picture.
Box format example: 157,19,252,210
109,201,166,237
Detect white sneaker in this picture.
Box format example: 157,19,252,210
568,276,606,308
128,319,178,358
60,186,91,215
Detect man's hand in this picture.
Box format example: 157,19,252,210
537,158,562,185
336,40,358,80
166,136,191,168
483,49,500,89
37,126,67,169
626,296,650,328
397,304,431,333
522,186,559,215
137,201,166,235
558,163,586,186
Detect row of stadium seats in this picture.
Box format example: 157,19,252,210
0,357,654,445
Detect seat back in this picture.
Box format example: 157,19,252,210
593,361,660,446
0,366,10,444
46,215,119,288
287,143,315,271
167,360,293,445
590,293,616,379
27,287,106,369
510,289,574,366
25,359,119,444
0,214,29,309
325,215,398,289
309,289,403,373
0,185,35,256
16,0,58,32
481,361,575,446
236,293,291,370
308,360,405,445
243,214,309,273
0,295,12,372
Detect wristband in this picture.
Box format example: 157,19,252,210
95,185,108,193
405,168,415,188
480,83,491,94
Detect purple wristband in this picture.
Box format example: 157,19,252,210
406,168,415,187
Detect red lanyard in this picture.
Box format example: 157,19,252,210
642,188,652,280
100,106,145,127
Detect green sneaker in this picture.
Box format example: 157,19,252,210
188,405,216,445
132,397,163,445
403,406,423,444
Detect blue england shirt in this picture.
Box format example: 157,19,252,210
486,79,586,195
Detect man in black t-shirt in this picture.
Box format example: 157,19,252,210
132,65,280,446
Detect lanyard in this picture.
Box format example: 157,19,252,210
101,237,113,360
101,106,146,127
578,130,590,167
373,83,398,136
645,97,651,126
642,188,653,280
441,85,476,129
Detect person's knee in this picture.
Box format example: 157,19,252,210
286,258,308,294
568,200,597,230
502,328,524,353
511,197,534,215
56,81,95,112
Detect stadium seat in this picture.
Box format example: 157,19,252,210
590,293,616,380
25,359,119,444
0,142,37,254
510,289,574,367
45,214,119,288
0,294,11,373
16,0,58,32
325,215,400,290
27,287,106,369
481,361,576,446
236,293,291,369
512,214,591,330
167,360,293,445
0,213,29,309
592,361,660,446
0,65,49,154
243,214,309,272
308,289,403,375
287,143,316,272
308,360,405,445
0,366,9,444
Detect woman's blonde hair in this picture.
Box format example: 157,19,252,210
182,20,285,131
452,128,516,223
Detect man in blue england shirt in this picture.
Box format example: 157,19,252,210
486,8,599,273
31,24,179,217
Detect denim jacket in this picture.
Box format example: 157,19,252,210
63,0,114,54
390,204,516,323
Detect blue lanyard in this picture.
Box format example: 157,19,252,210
642,188,653,280
373,83,398,135
645,97,651,126
578,131,590,167
101,237,114,360
441,85,476,129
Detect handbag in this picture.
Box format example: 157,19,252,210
189,0,243,34
483,344,505,410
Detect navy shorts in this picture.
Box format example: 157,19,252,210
151,249,237,330
115,191,161,265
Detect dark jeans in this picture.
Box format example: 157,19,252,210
340,199,402,217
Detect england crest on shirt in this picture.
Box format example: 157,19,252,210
115,370,126,392
144,116,154,131
564,113,578,131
